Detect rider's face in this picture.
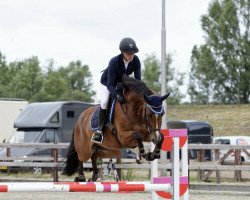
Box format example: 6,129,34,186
123,52,135,62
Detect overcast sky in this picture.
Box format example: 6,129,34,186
0,0,212,101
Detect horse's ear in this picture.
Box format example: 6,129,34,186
161,93,170,101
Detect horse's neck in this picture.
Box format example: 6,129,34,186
115,91,151,142
126,91,143,102
126,97,151,141
123,92,146,123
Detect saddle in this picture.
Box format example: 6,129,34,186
90,98,116,131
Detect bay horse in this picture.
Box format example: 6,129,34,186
62,74,170,182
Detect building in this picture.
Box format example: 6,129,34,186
0,99,28,142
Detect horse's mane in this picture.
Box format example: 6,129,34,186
121,74,153,96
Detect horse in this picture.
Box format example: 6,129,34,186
62,74,170,182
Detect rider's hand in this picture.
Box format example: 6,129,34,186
117,94,126,104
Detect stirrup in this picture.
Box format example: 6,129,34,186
91,130,104,143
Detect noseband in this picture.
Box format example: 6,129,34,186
146,104,165,115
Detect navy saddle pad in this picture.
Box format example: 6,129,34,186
90,98,116,131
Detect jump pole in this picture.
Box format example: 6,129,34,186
0,182,171,193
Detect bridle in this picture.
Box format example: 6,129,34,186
117,91,165,136
119,100,165,135
144,103,165,135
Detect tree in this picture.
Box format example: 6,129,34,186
34,60,95,102
0,51,9,97
188,0,250,104
143,53,161,92
0,53,95,102
142,53,185,105
58,60,95,102
33,70,69,102
7,57,44,100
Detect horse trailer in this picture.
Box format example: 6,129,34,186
0,101,93,172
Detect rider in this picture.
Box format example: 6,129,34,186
91,37,142,143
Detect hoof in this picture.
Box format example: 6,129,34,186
136,153,143,164
88,173,100,182
136,158,142,164
74,177,86,182
88,177,101,182
145,152,155,161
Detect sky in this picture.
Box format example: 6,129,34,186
0,0,212,102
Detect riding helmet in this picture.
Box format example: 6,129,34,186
119,37,139,53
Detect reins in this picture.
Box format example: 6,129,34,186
118,99,158,136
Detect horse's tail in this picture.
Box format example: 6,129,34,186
62,131,79,176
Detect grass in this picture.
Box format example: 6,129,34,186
0,169,150,182
167,104,250,137
3,170,248,184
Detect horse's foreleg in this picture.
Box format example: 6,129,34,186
132,132,146,163
90,153,100,182
74,161,86,182
154,133,164,159
145,133,164,161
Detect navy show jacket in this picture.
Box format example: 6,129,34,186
100,54,141,97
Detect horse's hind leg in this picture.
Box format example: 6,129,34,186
74,161,86,182
89,148,121,182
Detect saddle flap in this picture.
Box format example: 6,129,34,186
90,98,116,131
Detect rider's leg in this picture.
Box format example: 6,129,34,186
91,84,109,143
98,108,107,129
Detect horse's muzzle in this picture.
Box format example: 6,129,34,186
151,129,163,144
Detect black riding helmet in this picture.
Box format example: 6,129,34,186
119,37,139,53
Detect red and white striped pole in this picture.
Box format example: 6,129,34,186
0,182,171,193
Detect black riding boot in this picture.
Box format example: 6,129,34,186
91,108,107,143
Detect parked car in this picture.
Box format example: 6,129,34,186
214,136,250,162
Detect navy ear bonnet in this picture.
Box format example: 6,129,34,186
145,95,165,115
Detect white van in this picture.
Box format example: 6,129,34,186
214,136,250,162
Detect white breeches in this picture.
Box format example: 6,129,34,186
100,84,110,109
